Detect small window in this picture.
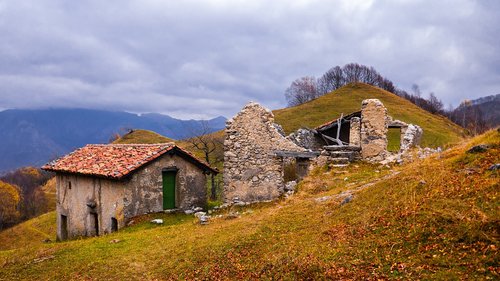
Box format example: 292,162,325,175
111,218,118,232
68,181,72,190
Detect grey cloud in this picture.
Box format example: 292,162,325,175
0,0,498,119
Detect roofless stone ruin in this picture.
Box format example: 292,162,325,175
223,99,423,204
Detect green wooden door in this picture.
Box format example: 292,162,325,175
162,171,176,209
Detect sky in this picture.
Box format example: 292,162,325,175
0,0,498,119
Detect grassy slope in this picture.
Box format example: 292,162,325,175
0,211,56,251
112,129,174,144
273,83,465,148
1,130,498,280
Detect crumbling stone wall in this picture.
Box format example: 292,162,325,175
223,102,305,203
360,99,389,161
286,128,324,151
401,124,423,151
349,117,361,146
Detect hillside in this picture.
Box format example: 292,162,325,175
0,108,226,173
273,83,465,148
112,129,174,144
1,129,498,280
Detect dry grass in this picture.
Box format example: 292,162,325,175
1,130,497,280
273,83,465,148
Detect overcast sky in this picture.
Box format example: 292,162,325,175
0,0,498,119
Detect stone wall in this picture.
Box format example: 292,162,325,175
349,117,361,146
401,124,423,151
286,128,324,151
223,102,305,203
360,99,389,161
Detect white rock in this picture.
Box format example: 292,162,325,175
151,219,163,224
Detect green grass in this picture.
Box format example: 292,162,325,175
273,83,465,148
1,130,498,280
0,211,56,251
112,129,174,144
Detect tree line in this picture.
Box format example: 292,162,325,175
0,167,53,229
284,63,489,135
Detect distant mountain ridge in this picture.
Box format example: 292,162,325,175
0,108,226,173
470,93,499,106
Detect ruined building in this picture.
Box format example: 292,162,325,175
224,99,422,203
223,102,317,203
42,144,217,240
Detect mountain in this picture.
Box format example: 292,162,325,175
470,93,500,126
0,108,226,172
273,83,465,148
1,129,498,279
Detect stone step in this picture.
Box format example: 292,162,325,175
330,157,350,164
323,145,361,152
331,164,349,168
328,151,353,158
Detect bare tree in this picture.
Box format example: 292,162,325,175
185,121,223,200
317,66,344,95
428,92,444,114
285,76,319,106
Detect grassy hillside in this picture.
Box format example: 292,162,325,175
112,129,174,144
1,129,498,280
274,83,465,148
0,211,56,251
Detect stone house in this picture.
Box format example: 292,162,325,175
42,143,217,240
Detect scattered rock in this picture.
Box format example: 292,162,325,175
192,207,203,212
32,255,55,264
126,220,135,226
467,144,490,154
199,215,210,225
340,194,353,205
42,238,52,243
109,239,121,244
419,180,427,186
225,212,240,219
164,208,179,214
314,196,332,203
194,211,206,218
151,219,163,224
184,210,194,215
488,164,500,171
284,181,297,192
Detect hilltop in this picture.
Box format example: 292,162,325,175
273,83,465,148
112,129,174,144
1,129,498,280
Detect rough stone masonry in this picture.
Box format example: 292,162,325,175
223,102,306,203
360,99,389,161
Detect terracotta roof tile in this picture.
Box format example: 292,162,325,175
42,143,216,179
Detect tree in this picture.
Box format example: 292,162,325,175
0,181,21,229
428,92,444,114
317,66,344,95
285,76,319,106
0,167,52,220
185,121,224,200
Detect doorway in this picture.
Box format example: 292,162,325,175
111,217,118,232
92,213,99,236
162,169,177,209
60,214,68,240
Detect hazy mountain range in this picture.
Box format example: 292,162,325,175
0,108,226,173
469,93,500,126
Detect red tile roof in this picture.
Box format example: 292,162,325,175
42,143,217,179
